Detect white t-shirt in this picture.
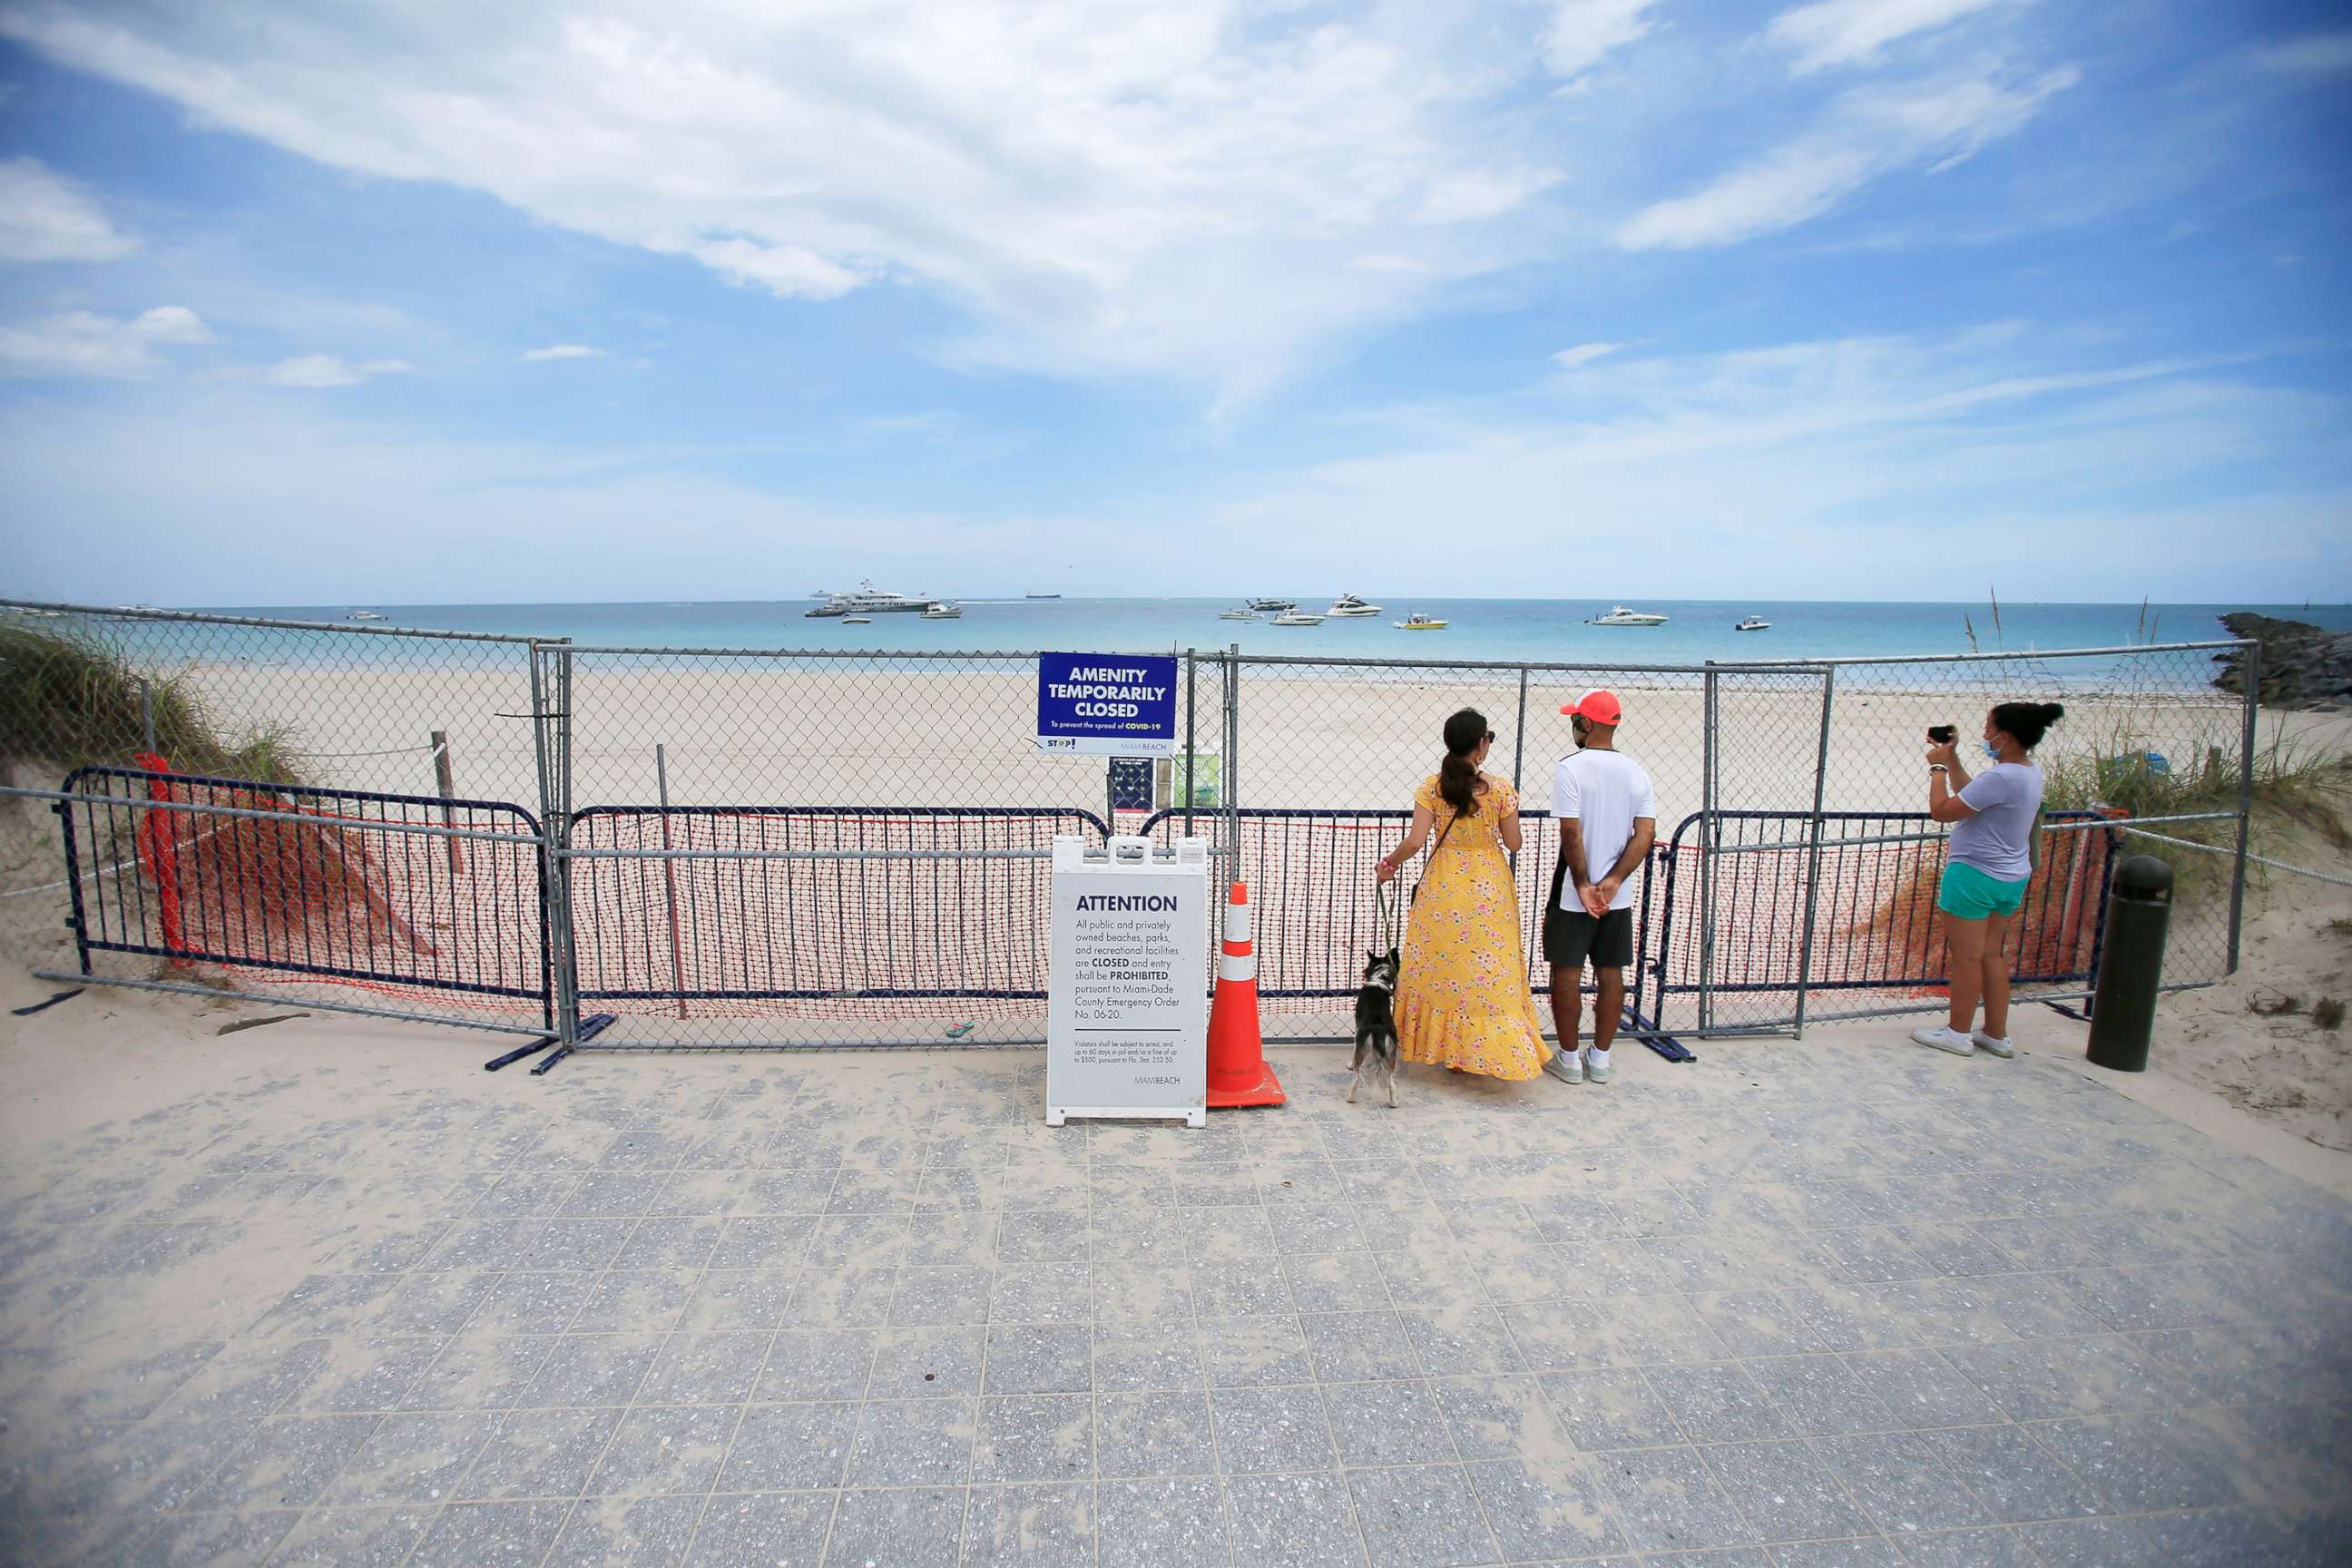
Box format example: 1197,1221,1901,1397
1951,761,2043,881
1553,749,1657,913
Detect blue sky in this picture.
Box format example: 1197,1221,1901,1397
0,0,2347,605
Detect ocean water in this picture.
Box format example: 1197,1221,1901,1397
142,596,2348,670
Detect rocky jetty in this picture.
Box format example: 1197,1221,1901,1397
2215,613,2352,710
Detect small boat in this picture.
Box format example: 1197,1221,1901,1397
1246,597,1296,612
1024,593,1063,600
1218,606,1261,621
1393,612,1448,631
349,610,387,622
1734,615,1770,632
806,580,934,617
922,602,963,620
1270,610,1324,626
1326,593,1381,617
1588,605,1668,627
842,615,873,624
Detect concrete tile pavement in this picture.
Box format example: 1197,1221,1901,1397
0,1036,2347,1565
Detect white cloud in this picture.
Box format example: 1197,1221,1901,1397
1768,0,2009,75
0,2,1580,395
1541,0,1657,81
1616,65,2076,249
2253,32,2352,75
1179,330,2348,599
520,344,604,361
1553,342,1622,368
0,305,210,378
260,353,414,387
0,155,137,262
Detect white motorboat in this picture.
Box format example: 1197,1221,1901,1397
1393,612,1448,631
1218,607,1261,621
1588,605,1668,626
1270,610,1324,626
1326,593,1381,617
922,602,963,619
842,615,874,624
349,610,387,622
807,579,935,617
1734,615,1770,632
1246,597,1296,612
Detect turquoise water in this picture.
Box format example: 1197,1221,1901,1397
155,597,2346,668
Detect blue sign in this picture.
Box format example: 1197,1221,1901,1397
1035,652,1179,757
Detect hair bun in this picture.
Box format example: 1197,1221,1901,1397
2041,702,2065,723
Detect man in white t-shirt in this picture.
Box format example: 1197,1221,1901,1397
1542,690,1656,1085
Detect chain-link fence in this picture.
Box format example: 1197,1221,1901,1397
3,600,2262,1055
1,601,555,1034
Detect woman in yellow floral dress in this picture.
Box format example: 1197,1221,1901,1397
1372,708,1550,1080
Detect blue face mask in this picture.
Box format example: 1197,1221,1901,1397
1983,740,2003,761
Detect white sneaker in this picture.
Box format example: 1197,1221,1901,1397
1543,1049,1583,1084
1971,1030,2014,1058
1586,1049,1612,1084
1911,1024,1976,1055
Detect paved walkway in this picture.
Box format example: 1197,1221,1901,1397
2,1033,2348,1566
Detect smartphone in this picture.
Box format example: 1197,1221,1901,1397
1926,725,1956,745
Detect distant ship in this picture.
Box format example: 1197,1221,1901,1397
807,580,934,617
1025,592,1063,599
1588,605,1668,627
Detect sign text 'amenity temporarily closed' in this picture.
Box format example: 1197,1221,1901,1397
1034,652,1178,757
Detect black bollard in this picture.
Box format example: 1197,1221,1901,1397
2087,855,2175,1073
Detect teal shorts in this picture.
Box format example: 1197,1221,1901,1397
1937,860,2028,920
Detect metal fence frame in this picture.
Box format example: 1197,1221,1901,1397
3,600,2260,1056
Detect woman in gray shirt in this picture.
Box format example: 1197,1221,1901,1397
1911,701,2064,1058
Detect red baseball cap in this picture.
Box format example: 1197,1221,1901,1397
1563,689,1623,725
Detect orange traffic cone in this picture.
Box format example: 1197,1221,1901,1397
1205,880,1285,1110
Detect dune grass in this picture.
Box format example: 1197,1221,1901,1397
0,621,306,783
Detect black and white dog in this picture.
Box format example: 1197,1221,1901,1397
1348,946,1401,1107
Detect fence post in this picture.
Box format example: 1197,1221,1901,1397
554,644,580,1050
2227,639,2260,972
1791,667,1836,1036
1183,649,1197,839
1699,663,1718,1034
1511,665,1529,793
657,743,688,1021
526,643,562,1035
1225,644,1240,877
431,730,466,876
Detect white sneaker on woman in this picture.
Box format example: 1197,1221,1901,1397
1543,1049,1583,1084
1971,1030,2014,1058
1910,1024,1975,1055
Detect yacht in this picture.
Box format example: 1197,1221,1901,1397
349,610,387,622
1246,597,1296,612
806,580,935,617
1270,609,1324,626
1218,606,1261,621
921,602,963,620
1734,615,1770,632
1326,593,1381,617
1393,612,1448,631
1588,605,1668,627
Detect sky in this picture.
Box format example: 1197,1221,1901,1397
0,0,2347,606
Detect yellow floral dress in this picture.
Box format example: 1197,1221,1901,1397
1396,775,1549,1080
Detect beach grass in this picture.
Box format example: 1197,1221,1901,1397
0,621,307,784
